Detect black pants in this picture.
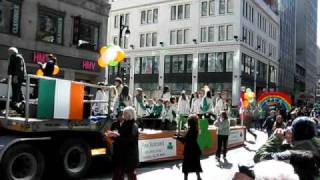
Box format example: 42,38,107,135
216,135,228,158
11,82,24,104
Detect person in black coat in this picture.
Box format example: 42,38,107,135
7,47,26,107
176,114,202,180
263,110,276,138
106,106,139,180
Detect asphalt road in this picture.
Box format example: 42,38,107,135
84,129,267,180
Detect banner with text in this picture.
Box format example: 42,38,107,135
139,138,176,162
228,129,245,145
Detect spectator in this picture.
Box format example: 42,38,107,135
175,114,202,180
7,47,26,111
106,106,139,180
214,111,230,162
263,110,276,137
272,115,286,131
257,107,266,130
254,117,320,163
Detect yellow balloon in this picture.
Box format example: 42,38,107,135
36,69,44,76
100,46,107,55
98,57,107,68
116,50,125,62
53,65,60,75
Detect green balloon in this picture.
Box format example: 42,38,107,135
107,44,114,49
246,88,252,93
108,60,119,67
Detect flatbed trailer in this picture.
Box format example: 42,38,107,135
0,75,111,180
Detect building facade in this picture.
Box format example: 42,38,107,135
108,0,280,106
278,0,296,95
295,0,318,104
0,0,110,83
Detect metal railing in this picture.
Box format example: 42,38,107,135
4,74,113,125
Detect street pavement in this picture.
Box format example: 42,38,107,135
85,129,268,180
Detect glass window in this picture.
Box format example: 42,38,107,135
184,29,190,44
171,6,176,20
172,55,185,73
226,52,233,72
208,27,214,42
208,53,216,72
218,25,225,41
209,0,215,15
152,32,157,46
153,9,158,23
147,10,152,23
146,33,152,47
123,36,128,49
185,4,190,18
177,30,183,44
227,0,233,13
141,11,146,24
124,13,129,26
201,27,207,42
114,15,119,28
170,30,176,45
178,5,183,19
165,56,171,73
134,58,141,74
38,9,64,45
141,57,153,74
199,53,206,72
219,0,225,14
153,57,159,74
140,34,145,47
113,36,118,45
186,54,193,73
0,0,21,35
226,25,233,40
201,1,208,16
77,20,99,50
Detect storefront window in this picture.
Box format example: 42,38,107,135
165,56,171,74
141,57,152,74
0,0,21,35
199,54,207,72
77,20,99,50
134,57,141,74
186,54,193,73
226,52,233,72
172,55,185,73
37,7,64,44
153,57,159,74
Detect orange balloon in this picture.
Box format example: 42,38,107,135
36,69,44,76
53,65,60,75
243,100,249,107
98,57,107,68
116,50,125,62
100,46,107,55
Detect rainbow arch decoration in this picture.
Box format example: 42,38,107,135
257,92,292,110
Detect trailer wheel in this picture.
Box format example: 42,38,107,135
1,143,45,180
59,139,91,179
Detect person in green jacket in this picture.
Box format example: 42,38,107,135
214,111,230,161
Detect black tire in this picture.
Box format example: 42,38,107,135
58,139,91,179
1,143,45,180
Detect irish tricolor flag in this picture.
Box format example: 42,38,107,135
37,79,84,120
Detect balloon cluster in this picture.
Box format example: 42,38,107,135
242,88,256,108
98,44,125,68
36,65,60,76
